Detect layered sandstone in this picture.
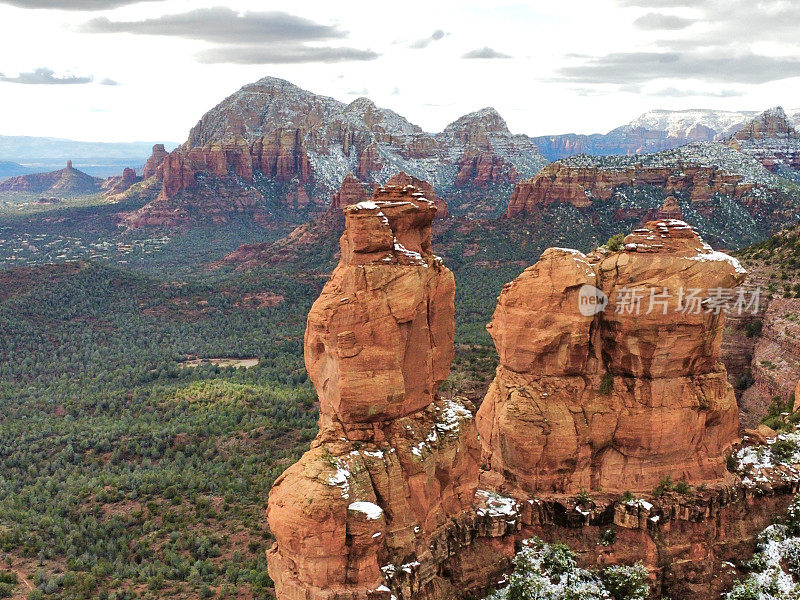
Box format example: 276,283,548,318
266,184,479,600
476,219,745,494
142,144,169,179
656,196,682,220
730,107,800,176
128,77,546,227
385,172,449,220
102,167,141,195
506,161,752,217
267,214,772,600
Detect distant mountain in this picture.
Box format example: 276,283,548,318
0,160,103,196
0,160,33,179
0,135,178,177
532,108,800,161
506,142,800,248
123,76,548,228
729,107,800,181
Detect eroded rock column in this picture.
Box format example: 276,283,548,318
477,220,746,494
267,185,479,600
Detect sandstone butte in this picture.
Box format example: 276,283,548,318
266,194,796,600
505,162,752,217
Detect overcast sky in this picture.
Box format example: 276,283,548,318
0,0,798,142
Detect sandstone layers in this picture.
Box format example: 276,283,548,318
267,201,753,599
506,161,753,216
266,184,479,600
477,219,745,494
124,77,545,228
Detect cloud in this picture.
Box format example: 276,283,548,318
81,7,378,65
0,0,159,9
0,68,93,84
616,0,708,6
652,86,745,97
99,78,119,86
462,47,511,59
82,8,346,44
409,29,445,50
196,46,379,65
633,12,694,30
559,52,800,85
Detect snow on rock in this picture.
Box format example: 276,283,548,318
348,501,384,520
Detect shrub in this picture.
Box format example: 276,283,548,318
541,542,577,578
606,233,626,252
601,528,617,546
653,476,674,498
770,438,798,464
598,373,614,396
787,495,800,535
725,579,761,600
745,320,763,338
600,563,649,600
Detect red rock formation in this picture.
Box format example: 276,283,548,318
267,185,479,600
267,215,786,600
385,172,449,219
0,162,102,195
730,107,800,175
656,196,683,220
330,173,373,211
795,380,800,411
476,220,745,494
143,144,168,179
102,167,141,196
128,78,547,227
506,162,754,218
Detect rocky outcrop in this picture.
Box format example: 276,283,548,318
142,144,169,179
385,172,449,220
476,220,745,495
0,161,103,195
729,107,800,178
330,173,374,211
128,78,546,227
656,196,682,220
267,185,480,600
507,159,753,217
504,143,800,245
266,211,787,600
102,167,141,195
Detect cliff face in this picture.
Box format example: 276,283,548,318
721,222,800,426
125,78,546,228
730,107,800,180
265,207,794,600
505,143,800,246
476,220,745,494
506,157,757,217
266,184,480,600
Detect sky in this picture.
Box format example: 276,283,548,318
0,0,798,143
